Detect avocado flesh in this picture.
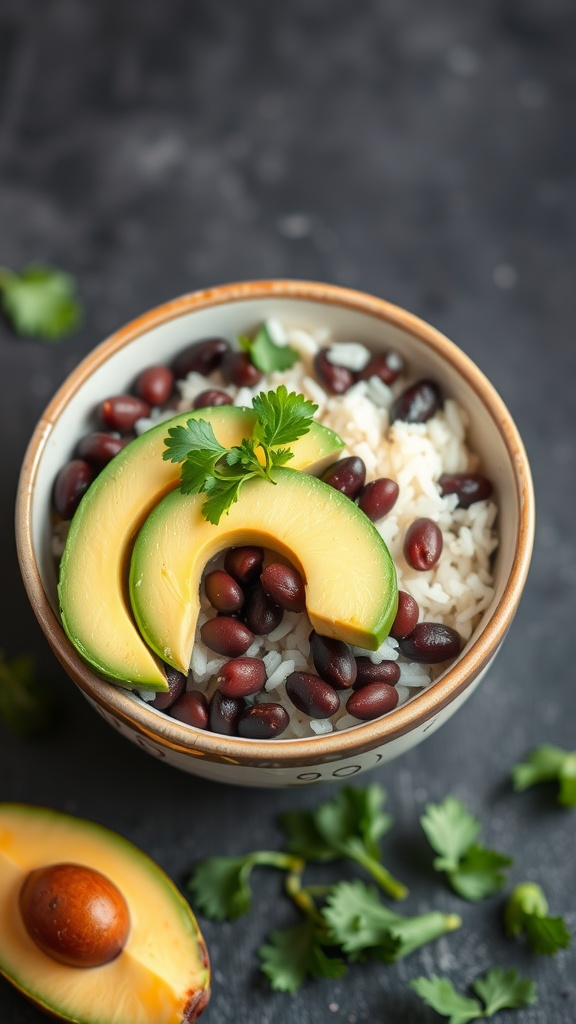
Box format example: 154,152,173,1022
58,405,344,690
130,467,398,675
0,803,209,1024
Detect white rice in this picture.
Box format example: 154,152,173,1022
164,320,498,738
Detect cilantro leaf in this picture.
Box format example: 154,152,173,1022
252,385,316,448
421,797,511,900
0,264,82,340
512,745,576,807
504,882,571,955
201,476,247,525
187,851,300,921
246,323,300,374
180,451,222,495
163,418,229,465
322,880,460,962
412,968,537,1022
0,651,54,736
447,845,513,902
421,796,481,872
410,975,483,1024
259,918,346,993
280,785,408,900
472,967,537,1016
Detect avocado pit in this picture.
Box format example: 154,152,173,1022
19,863,130,968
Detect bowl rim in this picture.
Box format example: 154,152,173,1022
16,278,535,767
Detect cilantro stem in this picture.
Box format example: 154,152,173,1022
352,850,409,901
249,851,305,874
285,866,324,925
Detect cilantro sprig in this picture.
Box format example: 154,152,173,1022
504,881,571,955
280,783,408,900
511,745,576,807
187,785,461,993
163,386,317,524
0,263,82,340
420,796,512,901
411,968,537,1022
0,650,54,736
238,321,300,373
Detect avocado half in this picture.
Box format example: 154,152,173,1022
130,467,399,674
57,405,344,690
0,803,210,1024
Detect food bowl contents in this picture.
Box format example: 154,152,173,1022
52,320,497,740
0,803,210,1023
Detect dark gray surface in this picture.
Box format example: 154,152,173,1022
1,1,575,1022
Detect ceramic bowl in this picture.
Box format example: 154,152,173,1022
16,280,534,787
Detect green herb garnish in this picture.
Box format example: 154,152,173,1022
280,783,408,900
511,744,576,807
420,796,512,901
0,263,82,340
411,968,537,1022
0,650,54,736
162,386,317,525
504,881,571,955
239,321,300,373
187,784,460,993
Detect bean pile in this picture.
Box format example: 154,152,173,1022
52,331,496,739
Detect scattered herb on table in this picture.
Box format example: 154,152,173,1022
411,967,537,1022
280,782,408,900
420,796,512,901
163,386,317,525
504,881,571,955
511,745,576,807
0,263,82,340
0,650,53,736
238,321,300,373
187,784,460,993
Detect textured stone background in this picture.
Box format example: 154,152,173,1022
1,1,575,1022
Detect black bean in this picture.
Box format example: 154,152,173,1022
346,683,399,720
135,365,174,406
353,658,400,689
221,351,263,387
200,617,254,656
149,665,187,710
261,563,306,612
358,478,399,520
209,690,244,735
204,570,244,614
314,348,355,394
172,338,230,379
321,456,366,499
98,395,151,433
216,658,267,698
53,460,95,519
285,672,340,718
169,690,209,728
398,622,463,663
224,546,264,586
404,518,443,571
391,379,442,423
237,704,290,739
193,389,233,409
358,352,403,385
76,432,129,469
310,631,357,690
439,473,493,509
389,591,419,639
243,584,283,635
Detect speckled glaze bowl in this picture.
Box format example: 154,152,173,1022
16,280,534,787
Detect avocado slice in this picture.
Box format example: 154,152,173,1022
130,467,398,674
58,405,344,690
0,803,210,1024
